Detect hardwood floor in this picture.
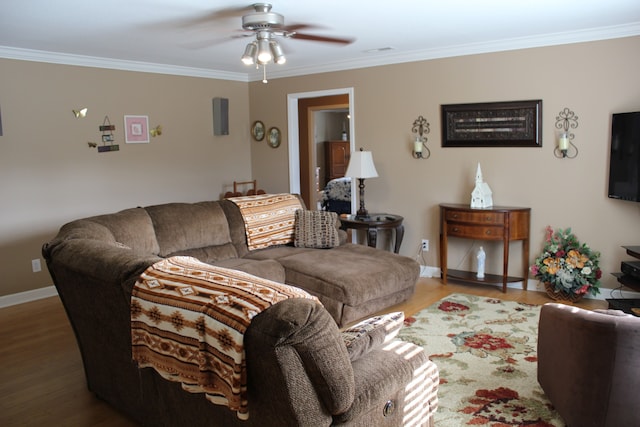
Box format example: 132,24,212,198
0,278,607,426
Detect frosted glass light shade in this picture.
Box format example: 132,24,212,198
241,42,257,65
270,41,286,64
257,38,272,64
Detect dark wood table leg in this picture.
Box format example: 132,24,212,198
502,234,509,293
393,224,404,254
440,227,448,285
522,238,529,290
366,228,377,249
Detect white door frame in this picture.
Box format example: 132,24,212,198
286,87,356,212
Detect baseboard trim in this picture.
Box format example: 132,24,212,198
0,285,58,308
419,265,441,278
527,280,640,301
421,267,640,302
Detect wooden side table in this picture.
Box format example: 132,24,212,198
439,203,531,292
340,214,404,253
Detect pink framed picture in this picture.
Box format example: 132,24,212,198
124,115,149,143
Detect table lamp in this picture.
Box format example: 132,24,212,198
345,148,378,218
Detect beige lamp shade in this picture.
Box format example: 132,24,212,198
345,149,378,217
345,150,378,179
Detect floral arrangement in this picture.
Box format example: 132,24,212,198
530,226,602,296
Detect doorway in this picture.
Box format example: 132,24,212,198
286,88,355,211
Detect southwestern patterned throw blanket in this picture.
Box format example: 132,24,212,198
228,193,303,251
131,256,319,419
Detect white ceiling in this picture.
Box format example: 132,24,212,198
2,0,640,82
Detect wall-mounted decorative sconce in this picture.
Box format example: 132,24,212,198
554,107,579,158
411,115,431,159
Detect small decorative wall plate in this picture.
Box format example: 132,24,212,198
251,121,265,141
268,127,281,148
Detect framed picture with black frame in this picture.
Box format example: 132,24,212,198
441,100,542,147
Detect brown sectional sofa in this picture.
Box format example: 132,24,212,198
43,196,437,426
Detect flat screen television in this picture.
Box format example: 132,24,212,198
608,111,640,202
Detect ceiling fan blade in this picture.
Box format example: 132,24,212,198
181,30,254,50
282,23,317,32
166,5,253,29
205,5,255,20
289,32,355,45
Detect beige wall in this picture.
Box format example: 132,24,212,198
2,36,639,299
249,36,640,292
0,59,251,297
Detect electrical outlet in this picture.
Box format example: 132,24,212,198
421,239,429,251
32,258,41,273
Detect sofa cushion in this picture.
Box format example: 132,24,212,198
87,207,160,255
294,210,340,249
341,312,404,361
244,245,317,260
166,244,238,264
145,202,234,258
277,243,419,326
279,243,418,306
212,258,286,283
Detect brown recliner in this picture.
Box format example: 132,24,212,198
537,303,640,427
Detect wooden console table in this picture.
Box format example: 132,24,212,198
439,203,531,292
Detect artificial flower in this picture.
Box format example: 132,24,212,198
530,226,601,296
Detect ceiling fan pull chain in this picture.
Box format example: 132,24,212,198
262,64,268,84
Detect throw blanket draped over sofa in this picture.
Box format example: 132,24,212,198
228,193,302,250
131,256,318,419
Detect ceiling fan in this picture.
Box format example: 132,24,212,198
238,3,354,48
185,3,354,80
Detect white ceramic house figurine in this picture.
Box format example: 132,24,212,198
470,163,493,209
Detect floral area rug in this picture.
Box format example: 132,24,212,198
397,293,565,427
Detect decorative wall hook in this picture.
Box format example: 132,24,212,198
411,115,431,159
554,107,579,158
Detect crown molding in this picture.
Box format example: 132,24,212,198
0,46,249,81
253,22,640,81
2,22,639,82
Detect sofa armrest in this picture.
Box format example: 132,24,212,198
245,298,436,426
246,298,354,425
538,303,640,427
44,238,161,287
338,228,348,245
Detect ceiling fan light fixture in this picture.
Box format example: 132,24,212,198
270,40,286,64
241,42,257,65
235,3,354,75
256,38,272,64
